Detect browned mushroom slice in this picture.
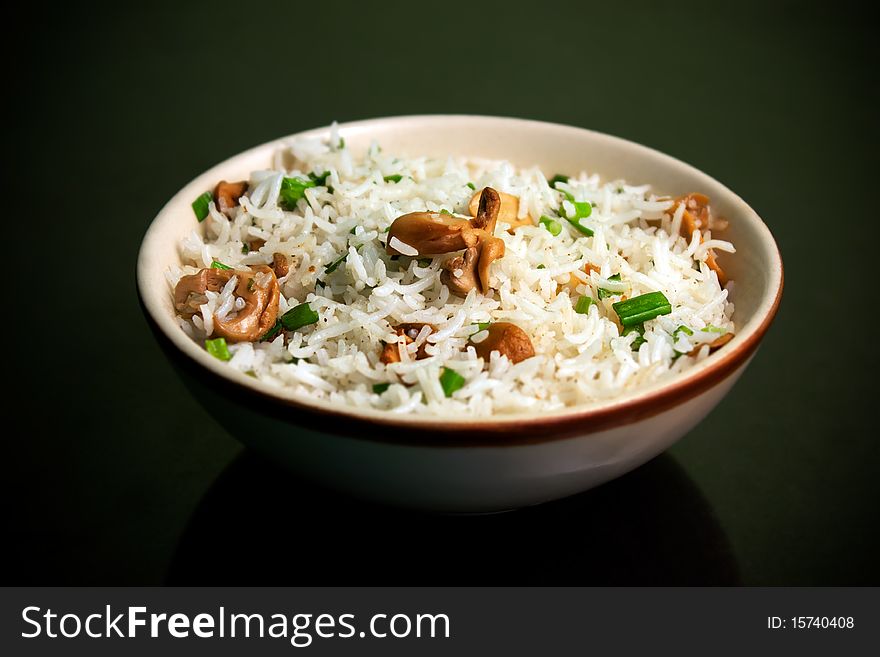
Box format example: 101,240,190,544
476,236,505,293
468,188,532,232
469,186,501,233
471,322,535,364
386,212,476,256
175,268,234,317
687,332,734,357
174,266,279,342
441,246,480,297
671,192,728,286
379,323,436,364
272,253,290,279
214,180,249,217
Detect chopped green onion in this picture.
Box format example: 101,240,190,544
210,260,232,270
241,243,250,254
281,303,319,331
338,137,345,149
536,264,546,269
623,324,647,350
573,201,592,218
309,170,331,186
597,273,624,299
279,176,316,210
574,296,593,314
549,174,569,188
372,382,390,394
439,367,466,397
324,252,349,274
246,278,256,292
466,182,476,190
205,337,231,361
566,217,594,236
539,215,562,236
474,321,491,331
673,325,694,339
261,319,283,342
616,186,624,194
383,174,403,183
613,291,672,327
701,325,727,333
417,258,432,266
192,192,213,222
439,208,452,215
349,227,357,235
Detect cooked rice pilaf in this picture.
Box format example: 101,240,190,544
167,126,736,416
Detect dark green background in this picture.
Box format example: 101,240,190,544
10,0,878,584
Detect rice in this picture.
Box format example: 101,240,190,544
170,131,736,416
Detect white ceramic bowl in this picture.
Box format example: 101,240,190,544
137,115,783,512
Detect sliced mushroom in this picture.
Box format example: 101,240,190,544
386,187,507,297
441,246,480,296
477,236,505,293
468,188,532,232
471,322,535,364
174,266,279,342
379,323,436,364
687,332,734,357
469,186,501,233
272,253,290,279
386,212,476,256
214,180,249,217
672,192,728,286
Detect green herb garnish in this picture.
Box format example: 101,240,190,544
597,273,623,300
539,215,562,236
210,260,232,270
439,367,466,397
281,303,319,331
574,296,593,314
372,382,390,394
324,252,349,274
205,337,231,361
701,325,727,333
624,324,646,350
439,208,452,215
261,319,284,342
309,170,331,186
673,325,694,340
536,264,546,269
613,291,672,327
466,182,476,190
279,176,316,210
549,174,569,188
383,174,403,183
192,192,213,222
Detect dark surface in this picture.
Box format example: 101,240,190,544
9,0,878,585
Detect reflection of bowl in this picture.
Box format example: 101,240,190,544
168,452,739,584
138,116,783,512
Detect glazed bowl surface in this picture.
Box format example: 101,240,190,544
137,115,783,511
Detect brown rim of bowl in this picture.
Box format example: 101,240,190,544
139,255,782,448
138,116,784,448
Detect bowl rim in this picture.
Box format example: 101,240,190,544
137,114,784,445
